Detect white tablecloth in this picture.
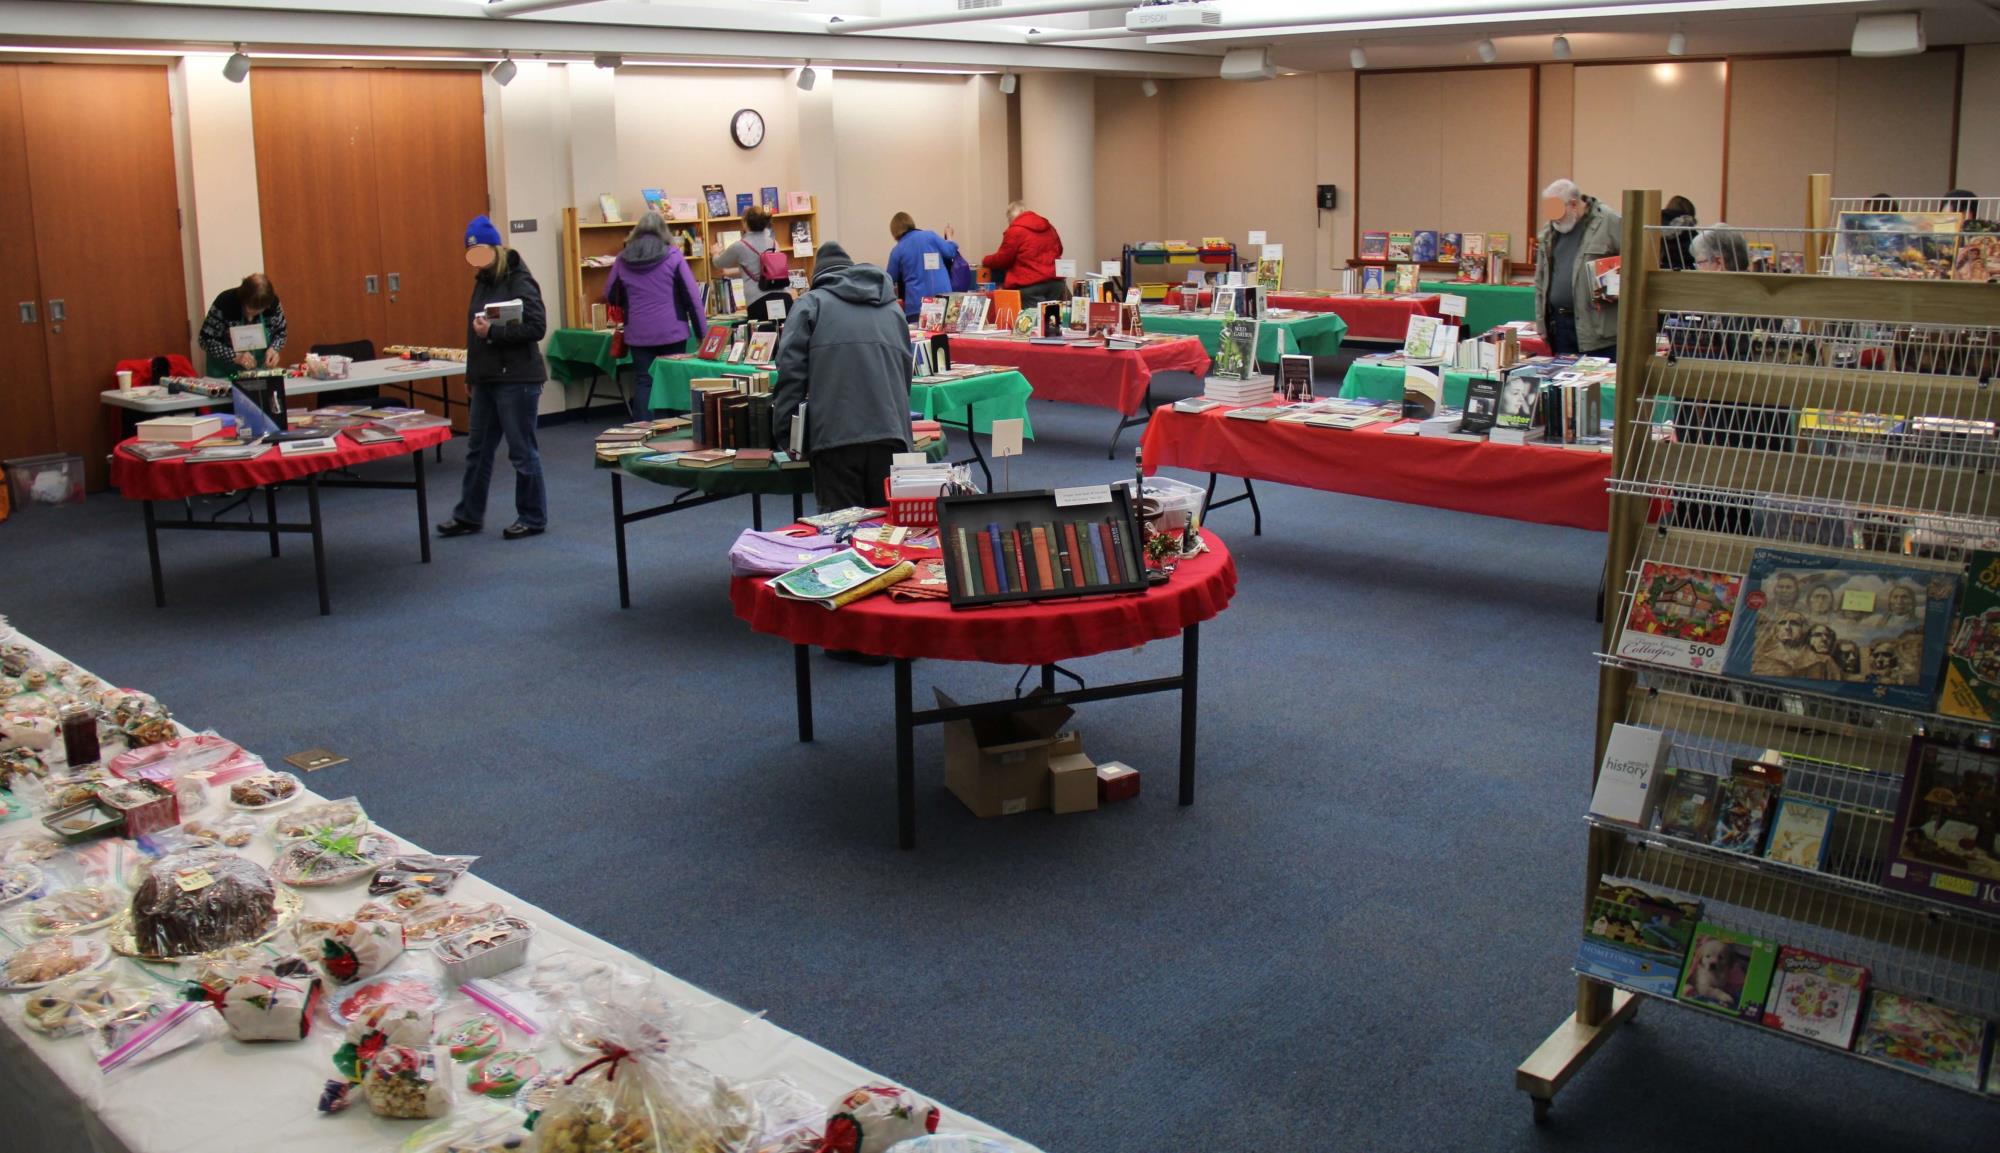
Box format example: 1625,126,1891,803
0,630,1033,1153
100,359,467,414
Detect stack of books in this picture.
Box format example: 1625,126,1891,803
1202,374,1275,407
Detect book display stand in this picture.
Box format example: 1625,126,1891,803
1516,186,2000,1120
560,195,820,329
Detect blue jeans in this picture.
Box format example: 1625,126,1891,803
627,343,672,421
454,382,547,529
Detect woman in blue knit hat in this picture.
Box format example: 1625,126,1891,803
438,215,551,540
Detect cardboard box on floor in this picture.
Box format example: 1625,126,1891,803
938,688,1095,817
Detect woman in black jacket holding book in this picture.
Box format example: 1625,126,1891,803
438,216,550,540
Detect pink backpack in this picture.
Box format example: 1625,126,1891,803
757,246,791,288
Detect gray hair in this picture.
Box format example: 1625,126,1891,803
1542,179,1581,203
626,211,669,245
1690,223,1750,271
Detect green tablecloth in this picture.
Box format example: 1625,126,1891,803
1341,359,1618,422
1416,281,1536,333
550,320,748,386
1138,311,1348,362
649,356,776,413
597,433,947,497
911,370,1034,438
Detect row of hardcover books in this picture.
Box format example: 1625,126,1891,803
1577,876,1999,1093
944,519,1138,598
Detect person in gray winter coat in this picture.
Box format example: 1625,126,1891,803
772,242,913,512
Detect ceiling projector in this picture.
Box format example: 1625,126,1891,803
1126,2,1222,32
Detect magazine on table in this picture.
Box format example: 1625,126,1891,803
771,549,914,610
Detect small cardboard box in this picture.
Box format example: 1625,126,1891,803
1048,734,1098,814
1097,761,1140,803
937,688,1074,818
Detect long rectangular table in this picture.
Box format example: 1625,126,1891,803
943,334,1211,458
0,627,1033,1153
1417,280,1537,332
547,321,746,411
1141,402,1611,533
1136,310,1348,362
107,425,450,616
1161,289,1442,343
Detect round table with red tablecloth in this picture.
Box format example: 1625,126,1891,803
730,529,1238,848
109,424,449,616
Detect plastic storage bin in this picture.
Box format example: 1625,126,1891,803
4,453,85,509
1124,475,1207,537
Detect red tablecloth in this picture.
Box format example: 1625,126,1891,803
1162,290,1442,343
1142,406,1609,531
946,335,1210,415
731,531,1237,664
110,426,450,502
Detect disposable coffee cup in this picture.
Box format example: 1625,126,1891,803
116,370,133,391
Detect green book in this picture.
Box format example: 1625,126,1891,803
1676,923,1778,1021
1074,522,1099,585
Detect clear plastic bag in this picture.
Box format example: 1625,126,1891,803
271,796,368,840
179,811,259,849
885,1137,1022,1153
535,997,762,1153
270,831,400,887
294,916,406,984
370,854,478,897
91,997,227,1075
357,893,510,947
547,958,761,1059
401,1102,536,1153
127,847,281,958
364,1044,455,1119
23,881,122,934
819,1086,942,1153
20,970,154,1038
737,1078,827,1153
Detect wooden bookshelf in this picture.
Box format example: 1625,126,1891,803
695,195,819,314
560,206,713,331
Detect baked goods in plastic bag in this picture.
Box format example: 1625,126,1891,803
92,998,226,1075
365,1044,455,1119
212,971,323,1041
296,917,406,983
401,1102,538,1153
21,970,154,1037
444,1012,505,1062
371,854,478,897
2,934,109,989
128,848,280,957
813,1086,941,1153
181,812,258,848
273,796,368,839
468,1050,541,1098
271,830,400,887
357,893,510,946
26,883,121,934
535,1045,754,1153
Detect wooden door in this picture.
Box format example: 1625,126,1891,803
252,68,387,362
17,64,187,489
368,69,489,427
0,65,53,463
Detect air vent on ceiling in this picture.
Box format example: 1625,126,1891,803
959,0,1003,11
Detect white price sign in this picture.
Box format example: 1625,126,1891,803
1261,243,1284,260
1054,259,1077,279
1247,230,1267,246
1439,294,1468,319
1100,261,1121,278
1053,484,1113,507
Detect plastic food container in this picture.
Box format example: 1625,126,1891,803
434,917,533,983
3,453,85,509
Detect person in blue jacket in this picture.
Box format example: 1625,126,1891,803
885,212,959,321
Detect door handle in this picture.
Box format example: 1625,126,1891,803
47,299,64,323
364,275,380,295
17,301,34,323
387,273,401,292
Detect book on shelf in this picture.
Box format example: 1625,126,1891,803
760,186,779,210
1762,796,1835,870
1883,738,2000,915
598,194,621,223
1390,264,1417,294
1415,407,1464,436
1614,562,1744,673
1939,550,2000,722
1213,318,1260,381
1210,285,1238,318
641,188,665,216
1360,231,1388,260
1830,211,1961,279
1255,258,1282,293
917,296,947,332
732,447,774,469
1487,252,1509,285
955,295,989,334
1588,723,1670,828
1486,232,1509,258
735,192,755,216
1085,301,1119,338
1438,232,1461,262
697,327,731,361
1386,231,1413,262
668,196,700,222
1574,876,1703,996
1761,947,1868,1048
1360,265,1385,296
1657,769,1721,841
790,219,813,250
1676,923,1779,1021
1462,232,1485,260
1854,991,1988,1090
702,184,730,217
1460,376,1501,435
1720,547,1959,712
1412,230,1439,263
1710,761,1782,854
1277,354,1313,402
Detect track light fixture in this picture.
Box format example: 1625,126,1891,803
1552,35,1571,61
1476,38,1498,64
593,53,622,70
796,65,816,91
1350,46,1366,70
1140,78,1158,98
1668,31,1687,56
490,53,517,87
999,71,1017,95
222,44,250,83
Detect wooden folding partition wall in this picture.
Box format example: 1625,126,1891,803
252,67,488,425
0,63,187,490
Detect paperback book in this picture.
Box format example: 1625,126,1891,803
1360,266,1386,295
1763,797,1835,870
1615,562,1743,672
1657,769,1721,841
1711,760,1783,854
787,190,813,212
1360,231,1388,260
1854,991,1989,1089
1411,230,1438,264
1394,264,1419,294
1461,377,1501,435
760,186,779,210
771,549,912,610
1677,923,1779,1020
1939,550,2000,722
1762,947,1868,1047
1884,738,2000,915
702,184,730,218
735,192,755,216
1588,723,1670,828
1575,877,1703,996
1722,547,1960,711
1213,318,1260,381
1386,231,1414,262
1438,232,1461,262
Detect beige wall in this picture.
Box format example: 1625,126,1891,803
1159,75,1321,286
1314,70,1356,282
827,74,978,267
1537,63,1573,198
1572,61,1728,234
1960,45,2000,195
1356,69,1533,262
1830,52,1958,202
1018,72,1096,275
1092,77,1165,268
1725,57,1837,228
612,68,804,221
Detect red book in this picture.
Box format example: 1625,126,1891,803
1031,526,1053,590
1097,522,1121,584
1062,523,1085,585
975,532,999,595
1011,528,1031,591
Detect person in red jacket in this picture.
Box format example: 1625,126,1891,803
980,200,1067,310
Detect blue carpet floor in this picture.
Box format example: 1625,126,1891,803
2,383,1993,1152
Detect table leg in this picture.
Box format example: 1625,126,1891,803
142,501,165,608
307,475,330,617
1179,622,1199,806
791,491,804,523
612,472,632,610
793,643,814,742
1244,477,1262,537
434,384,447,462
1106,385,1154,460
895,656,916,850
264,486,280,557
413,448,432,564
1041,663,1056,693
962,400,992,490
752,493,764,532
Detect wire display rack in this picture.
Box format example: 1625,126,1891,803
1516,183,2000,1123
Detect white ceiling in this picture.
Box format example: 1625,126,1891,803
0,0,1995,73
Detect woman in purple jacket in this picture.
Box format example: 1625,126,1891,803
604,212,706,420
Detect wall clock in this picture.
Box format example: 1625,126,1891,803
730,108,765,150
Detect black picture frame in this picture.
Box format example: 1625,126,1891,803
937,488,1149,609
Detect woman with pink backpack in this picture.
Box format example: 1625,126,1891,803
717,205,790,312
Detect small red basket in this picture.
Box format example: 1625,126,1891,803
883,478,940,529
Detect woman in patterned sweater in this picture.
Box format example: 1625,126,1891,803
197,273,287,377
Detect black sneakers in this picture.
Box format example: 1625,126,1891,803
502,523,545,540
435,519,480,537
